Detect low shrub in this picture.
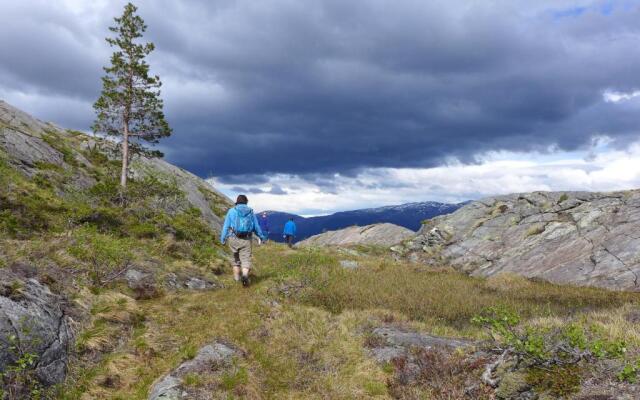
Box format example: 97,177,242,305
73,206,124,232
472,307,637,396
0,335,43,399
127,222,159,239
170,208,213,243
68,227,133,286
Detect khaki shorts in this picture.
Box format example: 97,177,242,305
228,235,252,269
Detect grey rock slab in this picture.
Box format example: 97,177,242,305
165,273,222,291
0,270,73,386
148,375,181,400
184,277,215,290
298,223,415,247
0,128,64,176
372,327,471,352
339,260,359,269
402,189,640,291
149,342,237,400
367,326,474,385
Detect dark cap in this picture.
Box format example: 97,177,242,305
236,194,248,205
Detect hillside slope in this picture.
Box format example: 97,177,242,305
298,223,414,247
395,190,640,291
0,100,234,397
264,201,462,241
0,100,231,232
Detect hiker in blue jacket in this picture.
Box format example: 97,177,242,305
258,212,270,242
220,195,266,287
283,218,297,248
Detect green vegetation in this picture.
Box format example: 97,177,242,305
0,127,225,291
42,130,79,167
0,329,44,399
260,248,637,331
68,227,133,287
50,244,640,399
473,306,638,397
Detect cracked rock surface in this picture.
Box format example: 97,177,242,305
367,326,475,386
149,341,238,400
369,326,472,364
0,269,73,386
397,190,640,291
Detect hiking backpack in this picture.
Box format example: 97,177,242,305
234,208,255,234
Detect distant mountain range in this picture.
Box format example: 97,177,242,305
259,201,466,242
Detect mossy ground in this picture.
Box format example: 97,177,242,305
53,244,640,399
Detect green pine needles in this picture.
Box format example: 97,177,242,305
93,2,171,189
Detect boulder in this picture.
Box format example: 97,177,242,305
0,269,73,387
125,269,161,300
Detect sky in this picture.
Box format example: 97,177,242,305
1,0,640,215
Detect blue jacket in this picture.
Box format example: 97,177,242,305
258,215,270,233
220,205,266,243
283,220,297,236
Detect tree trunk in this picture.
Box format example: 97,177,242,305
120,122,130,188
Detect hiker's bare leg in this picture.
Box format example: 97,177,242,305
240,242,252,278
229,237,242,281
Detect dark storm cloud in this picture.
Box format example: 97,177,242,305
2,0,640,179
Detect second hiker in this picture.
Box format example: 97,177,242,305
259,212,270,242
282,217,297,248
220,195,266,287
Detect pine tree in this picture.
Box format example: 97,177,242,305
93,2,171,188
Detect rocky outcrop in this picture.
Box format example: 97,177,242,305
149,341,238,400
132,157,230,232
0,100,232,231
0,269,73,387
396,190,640,291
298,223,414,247
368,326,472,364
164,273,224,291
366,325,478,390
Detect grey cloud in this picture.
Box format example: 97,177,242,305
229,184,287,195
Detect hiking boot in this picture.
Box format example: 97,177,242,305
241,275,250,287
